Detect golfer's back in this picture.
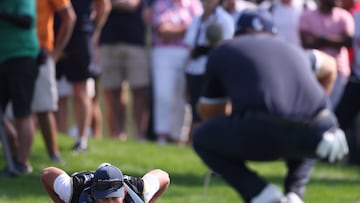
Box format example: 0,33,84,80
206,33,329,121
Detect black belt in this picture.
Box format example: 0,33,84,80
241,109,334,129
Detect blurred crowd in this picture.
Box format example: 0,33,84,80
1,0,360,175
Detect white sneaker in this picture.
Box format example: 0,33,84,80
282,192,304,203
250,184,283,203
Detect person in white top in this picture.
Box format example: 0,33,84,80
222,0,258,22
183,0,234,144
260,0,317,46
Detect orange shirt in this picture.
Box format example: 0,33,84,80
37,0,70,51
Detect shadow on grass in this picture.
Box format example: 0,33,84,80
0,172,46,198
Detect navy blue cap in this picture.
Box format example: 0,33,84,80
93,164,125,199
235,9,277,35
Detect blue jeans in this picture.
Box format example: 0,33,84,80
192,110,337,202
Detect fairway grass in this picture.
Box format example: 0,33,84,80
1,133,360,203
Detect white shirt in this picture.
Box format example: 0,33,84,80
183,6,235,75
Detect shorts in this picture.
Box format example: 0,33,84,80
57,76,95,98
56,32,97,82
32,56,58,112
0,57,38,118
100,43,150,89
57,76,73,97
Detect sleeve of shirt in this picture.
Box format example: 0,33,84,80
53,173,72,203
342,10,355,36
183,16,200,48
17,0,36,17
142,174,160,203
220,11,235,39
199,50,227,104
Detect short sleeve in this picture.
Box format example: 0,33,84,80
17,0,36,16
183,16,201,48
219,9,235,39
142,174,160,203
342,10,355,36
53,173,72,203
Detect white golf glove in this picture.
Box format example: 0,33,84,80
316,128,349,163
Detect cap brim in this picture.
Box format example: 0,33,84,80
94,186,125,199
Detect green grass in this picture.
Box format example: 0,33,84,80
1,133,360,203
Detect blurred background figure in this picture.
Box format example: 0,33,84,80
183,0,234,144
34,0,76,163
222,0,257,22
260,0,317,46
150,0,203,144
0,0,39,175
299,0,354,109
55,0,110,152
99,0,150,141
335,9,360,165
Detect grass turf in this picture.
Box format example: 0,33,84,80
1,133,360,203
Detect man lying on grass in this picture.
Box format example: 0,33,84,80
41,163,170,203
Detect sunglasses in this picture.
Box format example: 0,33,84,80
93,179,124,191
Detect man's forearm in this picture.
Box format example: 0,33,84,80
93,0,111,41
0,9,33,29
53,6,76,61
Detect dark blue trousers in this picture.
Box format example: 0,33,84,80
192,110,337,202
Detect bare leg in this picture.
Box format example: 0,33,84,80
91,80,103,139
131,87,149,140
104,88,127,140
36,111,61,160
55,96,69,134
72,81,92,150
3,117,18,157
15,116,35,168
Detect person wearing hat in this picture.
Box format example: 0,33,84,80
192,9,349,203
40,163,170,203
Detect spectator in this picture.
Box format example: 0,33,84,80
183,0,234,144
335,10,360,165
150,0,203,144
0,0,39,174
338,0,360,68
56,0,111,152
222,0,257,22
299,0,355,109
99,0,150,141
192,10,349,203
34,0,76,162
260,0,317,46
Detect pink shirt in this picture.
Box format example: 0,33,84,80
299,7,354,76
152,0,203,46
